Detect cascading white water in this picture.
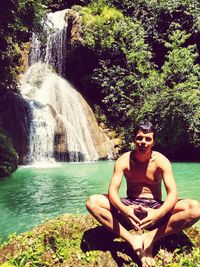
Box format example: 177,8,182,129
21,63,99,163
30,10,68,77
27,100,55,163
20,9,112,164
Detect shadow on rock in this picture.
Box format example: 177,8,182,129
81,226,195,267
81,225,141,266
153,230,194,255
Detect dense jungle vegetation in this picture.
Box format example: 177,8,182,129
0,0,200,172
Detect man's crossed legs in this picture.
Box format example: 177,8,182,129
86,194,200,267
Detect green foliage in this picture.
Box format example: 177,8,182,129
0,0,50,165
0,215,102,267
109,0,200,72
0,0,50,88
162,30,199,87
156,247,200,267
93,104,107,125
0,0,199,159
77,1,200,155
0,215,199,267
139,30,200,154
109,0,200,37
79,1,153,143
0,263,15,267
80,1,124,50
81,250,100,263
80,1,152,69
0,132,18,178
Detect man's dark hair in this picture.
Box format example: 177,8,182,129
133,120,156,139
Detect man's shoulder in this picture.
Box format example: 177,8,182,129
152,151,171,166
118,151,131,160
115,151,131,166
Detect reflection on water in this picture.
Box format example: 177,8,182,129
0,161,199,240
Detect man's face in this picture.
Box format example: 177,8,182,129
134,130,154,153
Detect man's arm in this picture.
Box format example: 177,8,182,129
140,154,178,229
156,156,178,216
108,154,141,229
108,155,126,212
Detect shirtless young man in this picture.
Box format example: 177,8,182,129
86,120,200,267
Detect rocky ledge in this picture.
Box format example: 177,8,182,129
0,214,199,267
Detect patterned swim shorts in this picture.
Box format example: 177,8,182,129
112,197,171,230
121,197,163,209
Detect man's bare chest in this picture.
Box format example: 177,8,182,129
124,161,161,184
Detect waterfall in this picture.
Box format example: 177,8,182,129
27,100,55,163
21,63,99,163
30,10,68,77
20,9,113,164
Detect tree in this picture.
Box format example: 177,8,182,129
138,30,200,159
0,0,50,168
67,1,200,158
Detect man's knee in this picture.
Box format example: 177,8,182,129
187,200,200,219
86,194,101,212
181,199,200,220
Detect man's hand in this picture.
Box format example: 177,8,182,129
139,206,161,229
134,205,148,220
123,205,142,231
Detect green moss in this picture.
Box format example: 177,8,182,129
0,262,15,267
0,132,18,178
79,2,125,50
0,214,199,267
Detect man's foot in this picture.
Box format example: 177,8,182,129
141,233,155,266
131,235,155,267
131,235,147,267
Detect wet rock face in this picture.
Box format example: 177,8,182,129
19,62,114,163
13,9,116,164
49,80,115,161
66,9,83,46
0,132,18,178
0,91,31,164
80,97,114,160
51,100,116,161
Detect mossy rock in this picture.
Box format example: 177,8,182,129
0,262,15,267
0,214,199,267
0,132,18,178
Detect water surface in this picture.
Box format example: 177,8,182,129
0,161,199,241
